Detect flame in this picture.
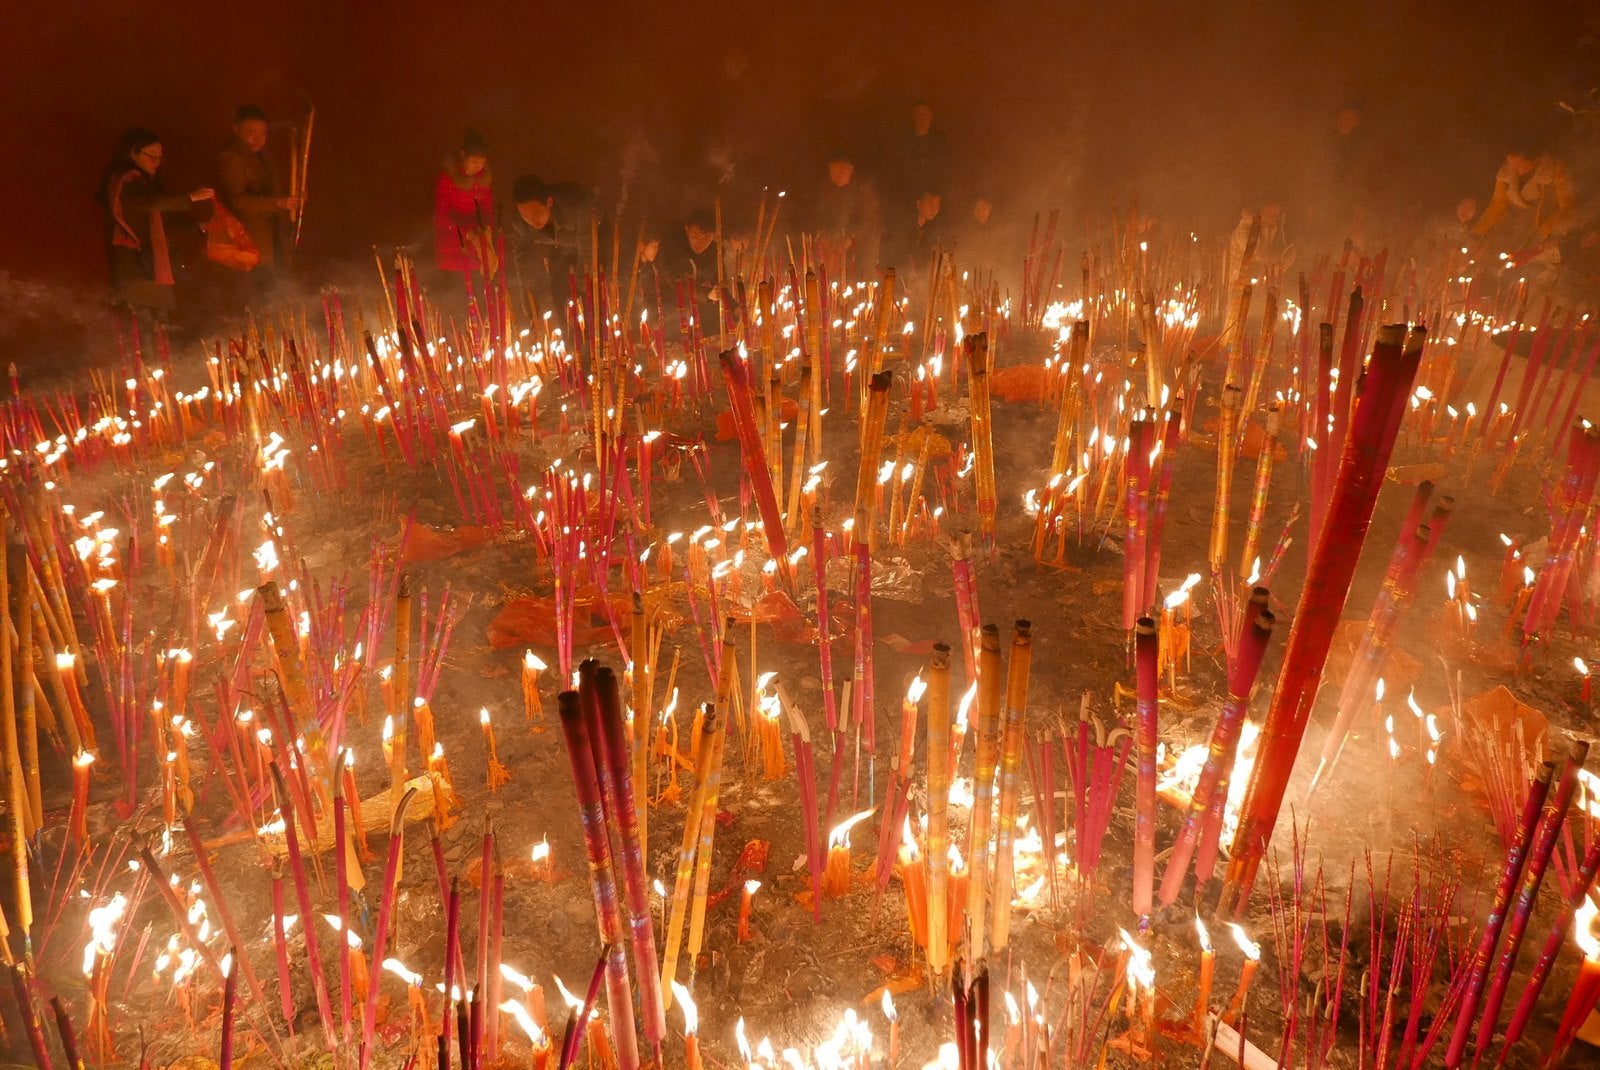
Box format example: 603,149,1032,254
82,892,128,976
906,675,927,705
1578,657,1591,677
499,963,533,993
502,999,546,1045
1195,915,1212,953
531,837,551,863
828,809,874,849
1228,923,1261,960
671,980,698,1035
1578,894,1600,960
383,959,423,986
480,708,492,726
552,974,587,1015
1119,929,1155,991
881,989,897,1022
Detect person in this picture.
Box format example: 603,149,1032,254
956,193,1009,280
884,190,945,277
1315,101,1379,246
889,100,951,208
1473,150,1578,245
505,175,581,318
214,105,297,290
661,211,733,340
813,150,882,281
434,129,494,275
99,128,214,321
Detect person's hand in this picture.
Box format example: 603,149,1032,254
190,187,215,202
277,196,301,212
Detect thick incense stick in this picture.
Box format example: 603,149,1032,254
1224,325,1425,911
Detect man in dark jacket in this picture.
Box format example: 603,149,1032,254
214,105,296,288
888,101,951,209
813,150,883,281
505,175,582,320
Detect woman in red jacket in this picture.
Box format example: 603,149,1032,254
434,129,494,275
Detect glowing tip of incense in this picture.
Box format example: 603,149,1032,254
1228,924,1262,960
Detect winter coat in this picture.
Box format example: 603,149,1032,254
215,137,286,268
434,160,494,273
104,168,191,310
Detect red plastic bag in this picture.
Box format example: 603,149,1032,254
203,202,261,271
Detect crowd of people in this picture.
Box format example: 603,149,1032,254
98,96,1599,338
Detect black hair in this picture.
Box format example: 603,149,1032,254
827,148,854,165
98,127,161,203
685,210,715,232
512,175,552,205
461,128,489,158
234,104,268,124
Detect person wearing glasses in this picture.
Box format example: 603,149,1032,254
99,128,214,321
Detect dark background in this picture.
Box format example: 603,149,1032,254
2,0,1596,355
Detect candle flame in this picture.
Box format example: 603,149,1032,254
1195,916,1212,953
671,980,698,1035
1228,923,1261,960
1119,929,1156,991
828,808,874,849
882,988,897,1022
502,999,546,1045
1577,894,1600,960
906,674,927,705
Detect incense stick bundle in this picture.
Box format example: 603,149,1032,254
594,666,666,1062
556,690,640,1070
1208,386,1242,577
717,349,791,585
989,621,1032,952
926,642,953,978
1314,491,1455,788
1444,762,1555,1068
965,335,998,545
966,625,1002,960
1157,594,1273,906
1225,325,1425,911
660,705,720,1008
1471,740,1588,1059
1131,619,1160,917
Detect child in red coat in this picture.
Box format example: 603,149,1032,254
434,129,494,274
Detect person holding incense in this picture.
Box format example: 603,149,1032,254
99,127,215,323
506,175,581,319
433,128,495,276
662,210,735,338
813,149,883,282
215,105,297,293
